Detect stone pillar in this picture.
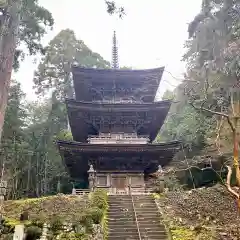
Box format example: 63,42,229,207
72,188,76,195
13,224,25,240
88,165,96,191
40,223,48,240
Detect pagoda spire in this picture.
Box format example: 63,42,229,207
111,31,119,69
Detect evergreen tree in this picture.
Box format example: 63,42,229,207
33,29,110,100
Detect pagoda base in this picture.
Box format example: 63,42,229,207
93,171,145,194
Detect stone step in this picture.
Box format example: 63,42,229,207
108,219,136,222
140,233,168,238
133,198,154,202
108,198,132,201
107,195,168,240
109,202,133,205
108,219,136,223
134,202,156,205
108,226,138,231
108,233,139,238
139,225,166,231
108,204,133,207
138,224,166,230
108,205,133,209
108,219,136,224
139,226,165,230
108,213,134,217
137,215,161,219
133,198,154,201
108,210,134,214
108,214,135,218
108,230,138,235
108,237,139,240
138,222,165,227
134,209,159,213
109,203,133,205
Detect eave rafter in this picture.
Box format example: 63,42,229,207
66,100,171,142
58,140,181,153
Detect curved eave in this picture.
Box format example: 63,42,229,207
66,98,171,110
57,140,181,153
66,100,171,142
72,66,164,79
57,140,181,179
72,66,165,101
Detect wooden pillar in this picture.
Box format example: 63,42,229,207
107,173,110,187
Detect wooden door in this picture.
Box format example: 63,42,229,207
112,176,127,189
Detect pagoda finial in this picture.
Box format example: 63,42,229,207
112,31,119,69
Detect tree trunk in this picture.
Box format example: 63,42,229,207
233,126,240,186
36,152,39,197
26,154,31,195
0,0,22,141
43,151,48,195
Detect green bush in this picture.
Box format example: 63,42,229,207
59,232,87,240
25,226,42,240
86,207,104,224
79,214,94,233
50,217,63,235
1,219,16,234
0,234,13,240
26,219,44,229
90,189,108,210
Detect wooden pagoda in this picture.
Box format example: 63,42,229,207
58,31,180,193
57,66,180,193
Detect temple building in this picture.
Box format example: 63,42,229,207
57,32,180,194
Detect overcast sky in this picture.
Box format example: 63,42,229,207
14,0,202,100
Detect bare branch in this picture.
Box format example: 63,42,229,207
215,116,224,154
190,102,235,132
226,165,239,199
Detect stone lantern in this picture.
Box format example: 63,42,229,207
157,165,165,193
88,164,96,191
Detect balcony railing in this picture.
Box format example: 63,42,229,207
93,99,141,104
88,133,150,144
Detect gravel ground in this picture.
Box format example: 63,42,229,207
157,185,240,239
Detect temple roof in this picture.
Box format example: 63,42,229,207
57,140,181,179
72,66,165,102
66,99,171,142
58,140,180,153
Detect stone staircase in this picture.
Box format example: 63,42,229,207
108,195,139,240
107,195,168,240
133,195,168,240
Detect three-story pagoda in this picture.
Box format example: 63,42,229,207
58,32,180,193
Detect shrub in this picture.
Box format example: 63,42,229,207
86,207,104,224
50,217,63,235
90,189,108,210
25,226,42,240
1,219,16,234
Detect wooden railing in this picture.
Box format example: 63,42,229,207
72,187,153,195
72,188,90,195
